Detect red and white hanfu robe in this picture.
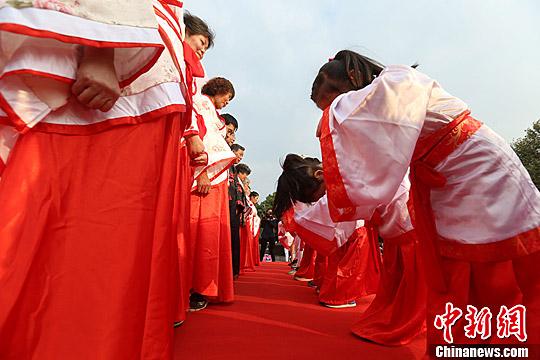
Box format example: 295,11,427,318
291,196,379,300
0,1,197,358
241,197,257,272
351,178,427,346
318,65,540,348
188,94,236,303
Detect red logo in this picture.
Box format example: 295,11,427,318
435,303,527,343
434,302,463,343
497,305,527,342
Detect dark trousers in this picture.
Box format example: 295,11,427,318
259,236,276,262
230,215,241,276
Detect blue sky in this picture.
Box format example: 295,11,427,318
187,0,540,200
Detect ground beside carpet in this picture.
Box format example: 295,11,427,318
174,262,425,359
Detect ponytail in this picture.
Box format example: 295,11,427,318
273,154,322,218
333,50,384,89
311,50,384,103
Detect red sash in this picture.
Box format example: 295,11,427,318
365,211,383,275
410,110,483,293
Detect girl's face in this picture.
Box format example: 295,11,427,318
213,92,232,110
185,33,209,60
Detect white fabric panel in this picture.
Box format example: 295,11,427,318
327,65,540,244
0,75,52,128
432,125,540,244
329,65,431,219
377,176,414,238
190,95,236,186
0,7,160,44
0,124,18,165
41,81,184,126
0,7,162,83
294,196,363,249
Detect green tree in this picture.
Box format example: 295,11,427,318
511,120,540,190
256,192,275,218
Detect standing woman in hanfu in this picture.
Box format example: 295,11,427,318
310,50,540,348
187,77,237,307
0,1,204,358
250,191,261,267
242,182,257,272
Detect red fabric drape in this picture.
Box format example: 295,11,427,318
294,244,316,280
0,113,182,359
190,181,234,303
319,228,379,305
351,230,427,346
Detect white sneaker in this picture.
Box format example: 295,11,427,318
321,301,356,308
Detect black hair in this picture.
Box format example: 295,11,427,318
230,143,245,152
202,77,235,100
221,113,238,130
184,10,215,48
250,191,259,198
272,154,323,218
236,163,251,175
311,50,384,104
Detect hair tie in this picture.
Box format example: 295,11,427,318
328,57,334,62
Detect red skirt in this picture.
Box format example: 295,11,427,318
351,230,427,346
294,244,316,280
241,225,256,272
312,252,328,287
319,228,379,305
0,114,182,359
189,180,234,303
175,145,192,323
427,249,540,349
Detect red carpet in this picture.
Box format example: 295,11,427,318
174,262,425,359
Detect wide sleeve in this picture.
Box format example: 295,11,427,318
0,0,163,131
191,96,236,185
319,65,435,222
0,1,162,85
377,176,414,239
293,195,363,256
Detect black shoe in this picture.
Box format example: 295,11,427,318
173,320,184,328
186,299,208,312
288,259,298,267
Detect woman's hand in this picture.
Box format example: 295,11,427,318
185,134,207,166
197,171,211,195
72,47,120,112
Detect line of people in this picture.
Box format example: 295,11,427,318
272,50,540,355
0,1,259,359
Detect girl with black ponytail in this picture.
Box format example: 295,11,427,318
309,49,540,349
272,154,324,219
